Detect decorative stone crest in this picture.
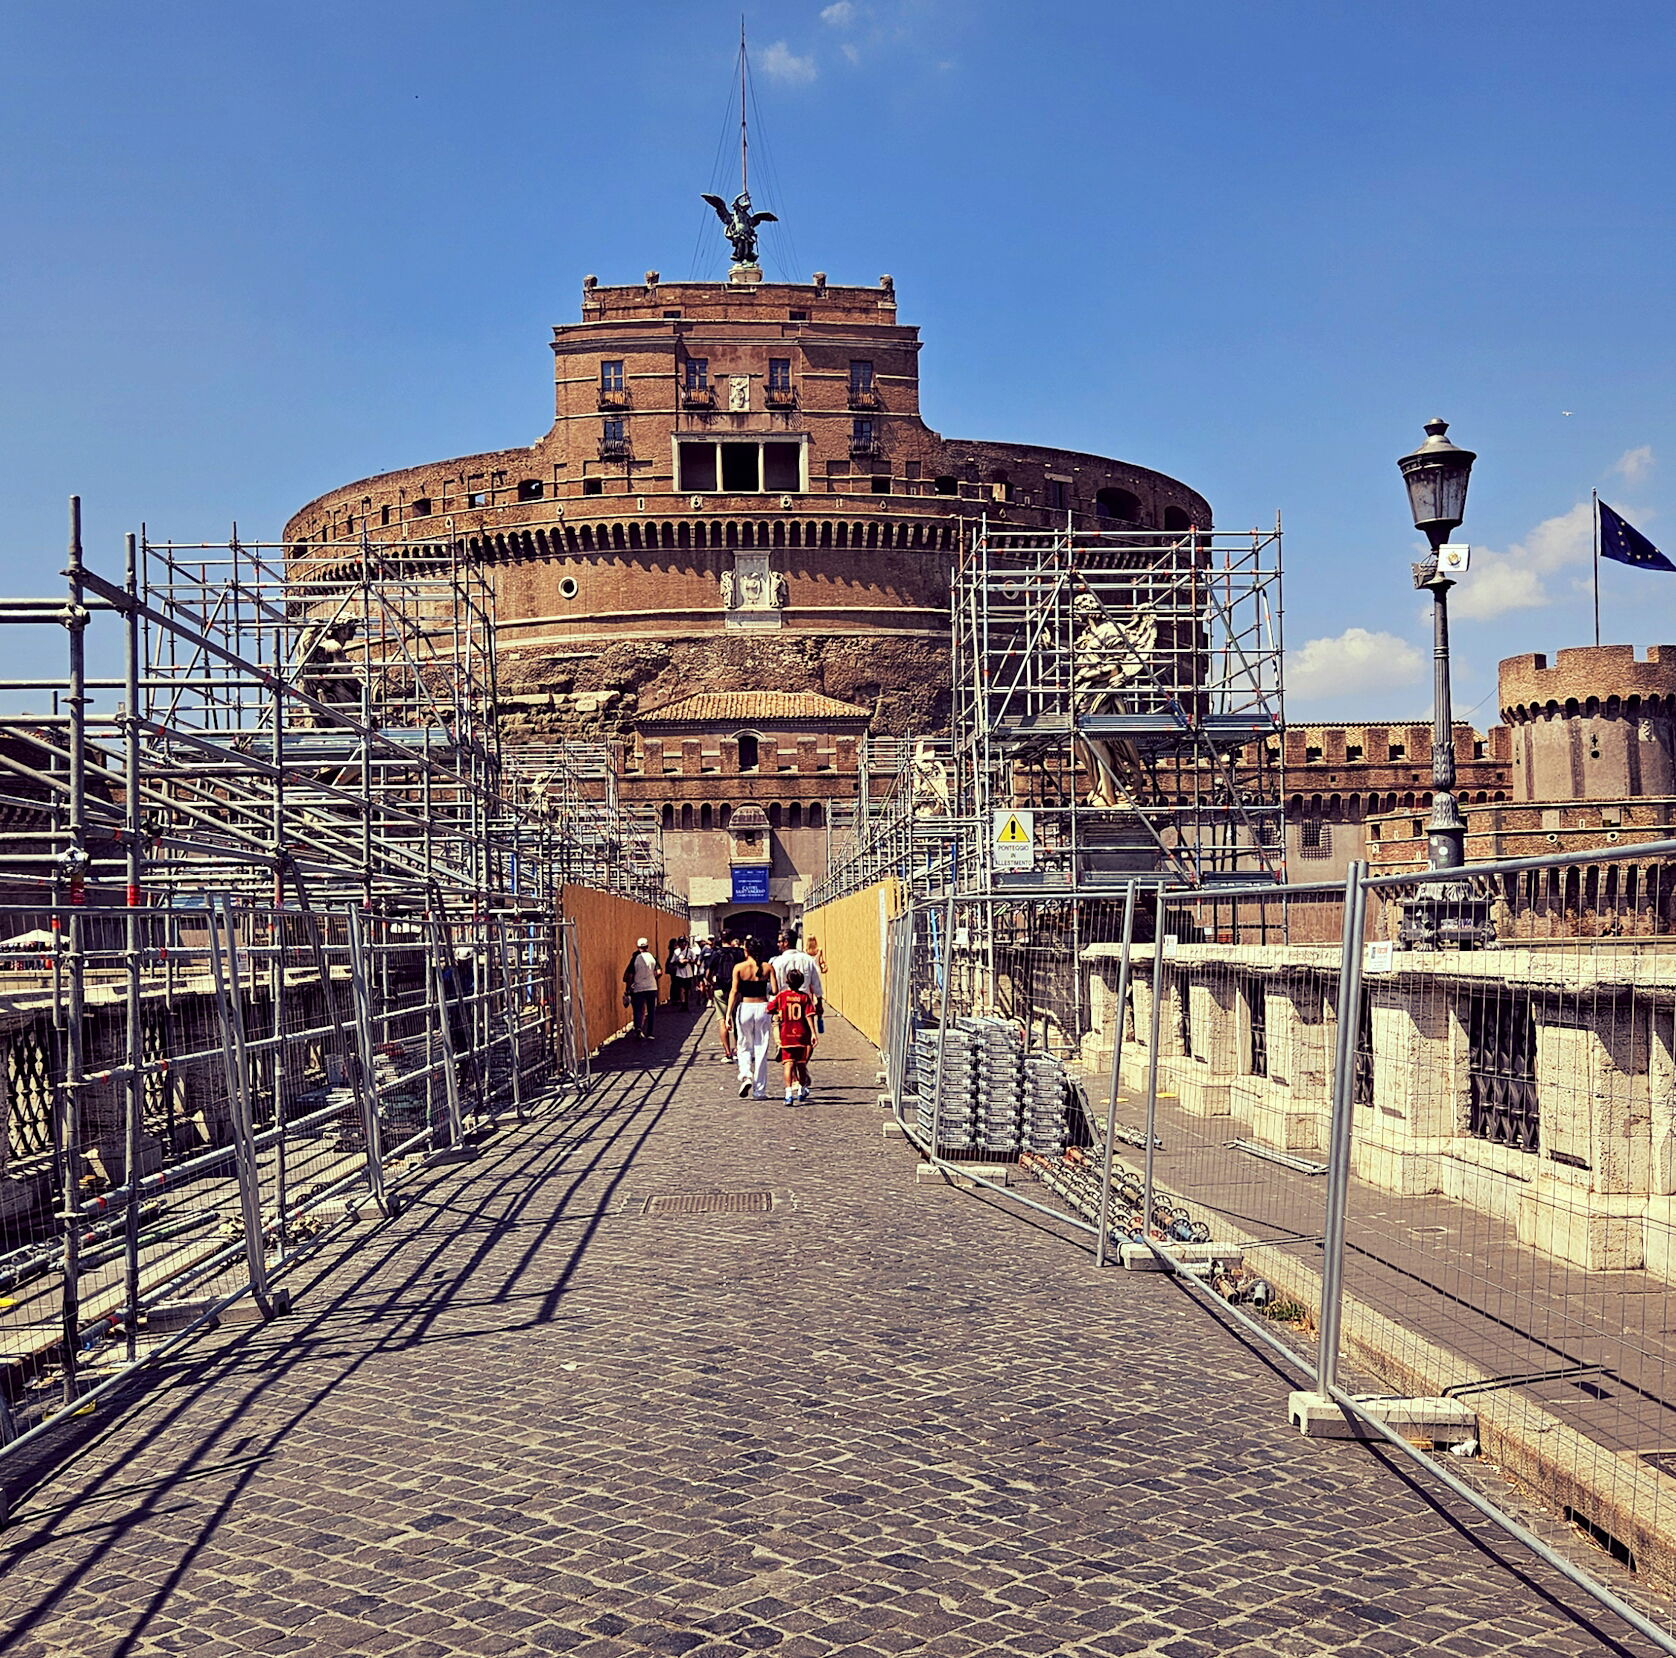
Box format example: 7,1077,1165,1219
724,550,784,631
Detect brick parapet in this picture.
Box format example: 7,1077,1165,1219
1500,645,1676,716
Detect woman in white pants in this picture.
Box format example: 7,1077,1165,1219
728,942,777,1099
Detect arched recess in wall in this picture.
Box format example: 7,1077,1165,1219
1096,487,1142,522
1162,504,1192,532
735,731,759,772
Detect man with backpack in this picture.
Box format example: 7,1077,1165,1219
623,937,662,1040
708,933,744,1062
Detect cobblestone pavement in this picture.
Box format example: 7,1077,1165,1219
0,1011,1668,1657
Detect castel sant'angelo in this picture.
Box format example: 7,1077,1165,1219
284,192,1211,925
285,221,1207,741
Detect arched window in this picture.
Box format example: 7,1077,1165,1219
807,802,824,828
680,803,694,830
661,803,674,829
789,802,804,828
719,803,733,828
1162,504,1192,532
700,803,713,830
768,803,783,827
735,731,759,772
1095,487,1141,522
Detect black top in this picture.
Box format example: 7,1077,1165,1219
734,969,769,1001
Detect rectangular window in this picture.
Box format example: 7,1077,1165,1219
1467,991,1539,1151
1246,977,1268,1077
517,478,544,501
767,358,791,391
1045,479,1068,510
582,477,603,495
1298,820,1331,858
465,491,486,508
678,443,717,492
849,360,874,391
851,417,876,451
601,417,626,444
380,504,391,526
1345,744,1363,761
871,475,891,494
720,442,760,492
600,360,624,391
762,442,801,492
684,358,708,390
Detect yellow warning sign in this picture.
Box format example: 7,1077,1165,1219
992,808,1035,871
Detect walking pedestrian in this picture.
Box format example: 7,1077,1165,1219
623,936,662,1040
766,967,817,1106
769,930,824,1008
768,931,823,1081
728,938,777,1099
710,933,744,1062
672,938,700,1011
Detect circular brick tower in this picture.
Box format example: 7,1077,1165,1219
1500,645,1676,801
284,269,1212,740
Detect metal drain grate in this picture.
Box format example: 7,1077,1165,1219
642,1191,774,1217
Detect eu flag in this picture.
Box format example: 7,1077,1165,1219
1600,500,1676,572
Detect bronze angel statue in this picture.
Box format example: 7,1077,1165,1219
702,190,778,266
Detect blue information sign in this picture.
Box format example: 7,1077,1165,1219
730,866,771,903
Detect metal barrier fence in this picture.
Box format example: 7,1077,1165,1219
878,846,1676,1652
0,896,556,1484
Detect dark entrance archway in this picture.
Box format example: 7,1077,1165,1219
723,910,782,952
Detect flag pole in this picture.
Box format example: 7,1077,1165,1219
1592,488,1601,647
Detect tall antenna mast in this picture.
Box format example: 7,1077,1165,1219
739,16,749,196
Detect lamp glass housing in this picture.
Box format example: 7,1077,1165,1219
1398,418,1476,542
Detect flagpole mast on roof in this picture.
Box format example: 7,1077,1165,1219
1593,488,1601,647
740,16,749,198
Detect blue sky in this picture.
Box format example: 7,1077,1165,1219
2,0,1673,720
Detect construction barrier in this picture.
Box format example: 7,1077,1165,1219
802,879,899,1048
560,885,683,1056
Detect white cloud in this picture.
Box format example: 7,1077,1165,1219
1615,444,1654,483
1288,628,1425,704
820,1,857,25
841,41,861,64
1450,500,1593,621
759,41,817,84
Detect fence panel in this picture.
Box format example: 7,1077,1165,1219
1336,851,1676,1601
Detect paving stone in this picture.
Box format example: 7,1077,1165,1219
0,1012,1669,1656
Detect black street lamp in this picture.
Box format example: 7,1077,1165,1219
1396,418,1491,946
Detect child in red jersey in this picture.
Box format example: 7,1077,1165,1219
766,968,817,1106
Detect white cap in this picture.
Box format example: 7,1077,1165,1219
637,937,649,948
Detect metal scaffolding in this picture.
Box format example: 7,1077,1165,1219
953,520,1285,894
0,502,682,1468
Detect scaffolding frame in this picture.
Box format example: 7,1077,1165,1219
953,520,1286,894
0,502,682,1465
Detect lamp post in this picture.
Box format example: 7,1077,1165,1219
1396,418,1491,946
